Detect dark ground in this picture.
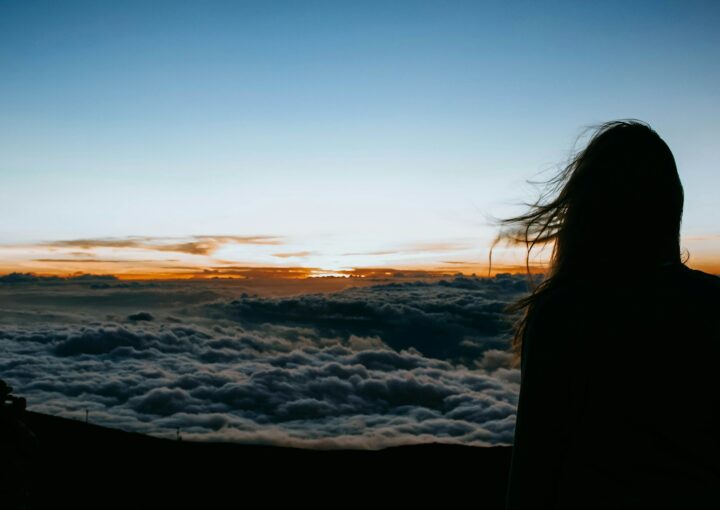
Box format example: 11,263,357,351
4,410,512,509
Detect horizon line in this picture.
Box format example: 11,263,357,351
2,259,720,281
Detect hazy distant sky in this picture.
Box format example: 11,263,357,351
1,0,719,277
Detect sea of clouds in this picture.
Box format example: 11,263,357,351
0,273,533,448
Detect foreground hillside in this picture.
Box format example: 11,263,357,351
9,411,512,509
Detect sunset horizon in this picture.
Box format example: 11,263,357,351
2,1,719,507
1,234,717,280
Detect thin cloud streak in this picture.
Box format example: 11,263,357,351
341,241,473,257
42,235,285,256
33,258,165,264
271,251,315,258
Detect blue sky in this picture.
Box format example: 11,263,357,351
1,0,719,276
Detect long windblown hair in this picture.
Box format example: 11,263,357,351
488,120,686,367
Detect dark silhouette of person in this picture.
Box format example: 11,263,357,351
488,120,720,509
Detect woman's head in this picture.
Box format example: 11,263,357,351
490,119,685,364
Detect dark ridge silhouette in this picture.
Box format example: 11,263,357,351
0,380,38,508
0,272,119,284
3,408,511,509
488,120,720,508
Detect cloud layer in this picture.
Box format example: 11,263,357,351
0,274,530,448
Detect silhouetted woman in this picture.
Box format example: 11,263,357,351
490,120,720,509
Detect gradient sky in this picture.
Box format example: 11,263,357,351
1,0,719,277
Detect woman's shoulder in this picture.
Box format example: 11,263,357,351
645,263,720,311
545,264,720,302
680,265,720,294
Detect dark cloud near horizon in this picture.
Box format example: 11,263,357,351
0,272,164,290
127,312,154,321
1,288,221,309
0,272,119,284
206,274,530,363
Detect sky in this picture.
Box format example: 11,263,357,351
1,0,719,278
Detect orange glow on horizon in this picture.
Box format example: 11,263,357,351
0,262,552,281
1,259,719,281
